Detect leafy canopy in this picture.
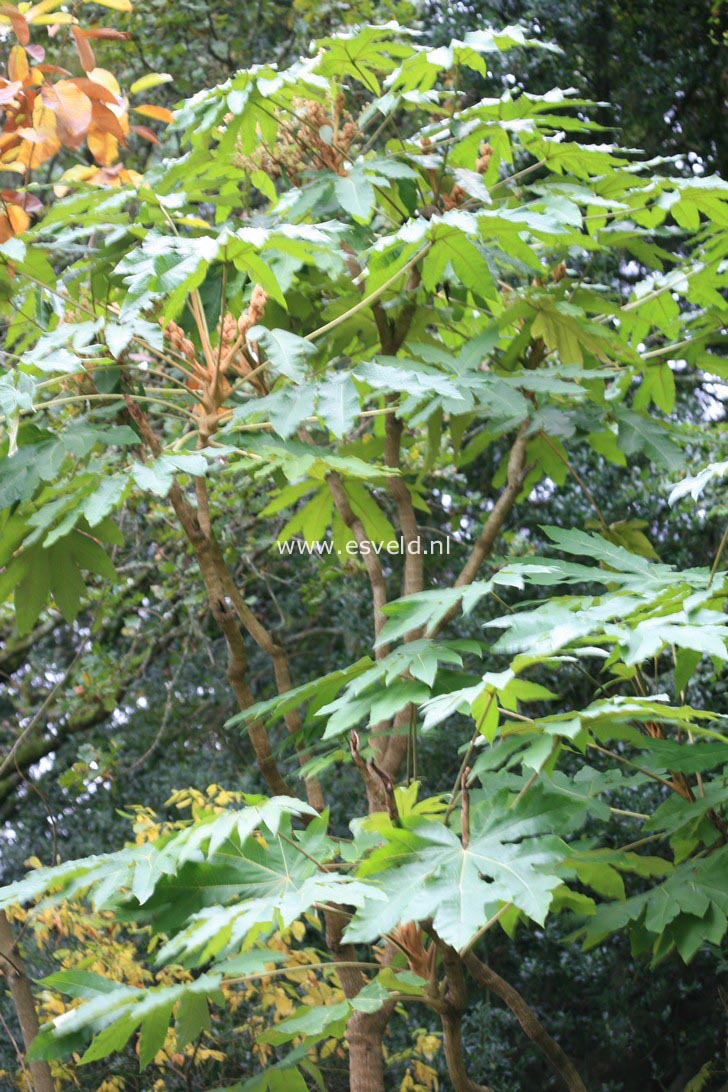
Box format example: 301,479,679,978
0,18,726,1091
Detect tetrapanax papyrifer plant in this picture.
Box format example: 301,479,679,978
0,22,727,1092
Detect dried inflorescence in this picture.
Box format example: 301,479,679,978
380,921,437,982
235,97,359,184
216,284,269,394
164,319,197,369
442,183,467,211
476,141,493,174
160,286,270,442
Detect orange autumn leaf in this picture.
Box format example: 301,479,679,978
69,76,118,105
34,63,71,77
84,27,131,40
40,79,92,146
0,201,30,241
87,127,118,166
130,123,159,145
71,27,96,73
2,5,30,46
90,100,126,142
0,130,20,154
132,103,173,123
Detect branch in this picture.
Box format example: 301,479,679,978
324,907,397,1091
0,624,171,815
323,251,422,663
377,406,425,774
430,423,530,638
0,639,86,780
350,731,388,813
455,423,529,588
0,618,58,679
372,275,424,777
427,932,493,1092
384,407,423,600
323,467,389,648
463,951,587,1092
0,910,55,1092
123,396,308,804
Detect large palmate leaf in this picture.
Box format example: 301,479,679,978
577,848,728,962
345,788,576,949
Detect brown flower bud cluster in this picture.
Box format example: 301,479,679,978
476,142,493,174
159,286,270,442
164,319,197,369
442,184,467,211
216,285,269,394
236,97,358,185
379,922,436,982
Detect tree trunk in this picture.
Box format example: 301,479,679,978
324,908,392,1092
0,910,55,1092
347,1010,389,1092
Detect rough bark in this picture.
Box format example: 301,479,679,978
0,910,55,1092
377,404,424,776
324,909,394,1092
347,1011,390,1092
438,942,493,1092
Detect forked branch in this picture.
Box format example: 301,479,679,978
463,951,587,1092
124,396,323,808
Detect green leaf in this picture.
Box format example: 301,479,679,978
347,790,571,948
334,170,376,223
615,407,683,471
258,1001,350,1046
175,990,210,1049
669,461,728,506
316,374,359,438
247,326,317,382
139,1002,174,1068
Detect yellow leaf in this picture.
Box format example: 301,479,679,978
87,67,120,95
25,0,68,19
132,103,173,123
16,100,61,168
129,72,172,95
84,0,133,10
8,45,29,83
32,13,76,23
87,128,118,166
53,161,95,196
177,215,211,229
